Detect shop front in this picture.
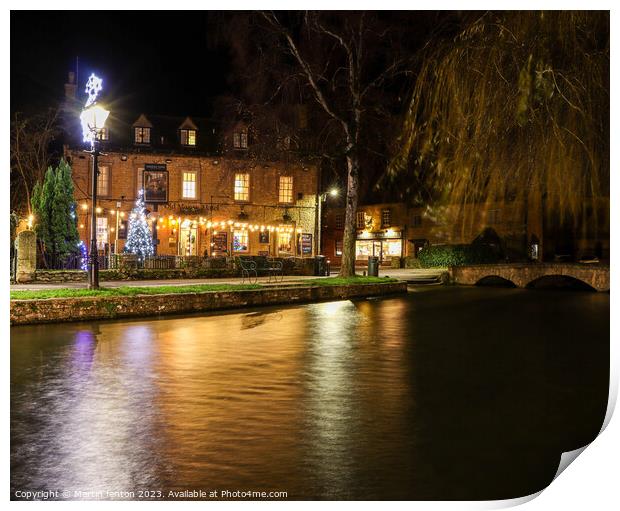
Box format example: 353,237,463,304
355,230,403,264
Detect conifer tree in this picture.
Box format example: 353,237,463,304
124,189,154,259
30,160,80,261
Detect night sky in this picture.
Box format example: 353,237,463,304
11,11,231,116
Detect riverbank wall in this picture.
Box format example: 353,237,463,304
10,282,408,326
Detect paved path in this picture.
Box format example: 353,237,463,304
10,268,446,291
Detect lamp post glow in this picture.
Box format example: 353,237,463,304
80,73,109,290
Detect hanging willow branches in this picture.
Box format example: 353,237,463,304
389,11,609,229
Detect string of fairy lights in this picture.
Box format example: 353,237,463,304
78,202,303,234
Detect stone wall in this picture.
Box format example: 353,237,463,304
450,263,610,292
10,282,408,325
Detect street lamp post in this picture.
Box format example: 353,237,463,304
315,187,339,257
79,73,110,290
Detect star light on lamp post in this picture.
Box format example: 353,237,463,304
79,73,110,289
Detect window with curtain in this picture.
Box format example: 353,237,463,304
233,230,249,252
180,129,196,146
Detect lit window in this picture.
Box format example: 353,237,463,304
180,129,196,146
136,168,144,195
233,230,249,252
278,232,292,254
356,211,366,229
134,127,151,144
96,217,108,247
97,165,109,196
386,240,402,256
233,131,248,149
335,240,343,256
234,173,250,201
335,213,344,229
182,171,197,199
97,127,109,141
381,209,391,228
278,176,293,203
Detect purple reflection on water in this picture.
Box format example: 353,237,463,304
72,330,96,372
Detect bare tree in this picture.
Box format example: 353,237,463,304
11,109,59,215
259,11,411,277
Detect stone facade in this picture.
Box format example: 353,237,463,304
322,202,410,267
10,282,407,325
66,148,319,259
322,198,609,266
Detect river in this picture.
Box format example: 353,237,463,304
10,286,609,500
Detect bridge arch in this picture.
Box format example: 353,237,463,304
475,275,517,288
525,275,597,292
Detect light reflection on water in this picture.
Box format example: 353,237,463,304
11,287,609,500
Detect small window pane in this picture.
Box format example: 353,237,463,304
234,173,249,201
357,211,366,229
97,165,109,196
182,172,197,199
381,209,391,228
279,176,293,203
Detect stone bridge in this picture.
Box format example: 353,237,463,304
451,263,610,292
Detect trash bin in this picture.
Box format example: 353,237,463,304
314,255,327,276
368,256,379,277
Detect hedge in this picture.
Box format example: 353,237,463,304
417,244,500,268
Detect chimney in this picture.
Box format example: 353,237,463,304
64,71,76,99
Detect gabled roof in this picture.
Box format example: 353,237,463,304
132,113,153,128
178,116,198,130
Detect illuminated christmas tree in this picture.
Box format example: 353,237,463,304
124,189,154,259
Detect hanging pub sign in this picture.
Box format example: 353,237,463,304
212,231,228,255
297,233,313,256
143,164,168,203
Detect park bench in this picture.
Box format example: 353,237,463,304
237,256,284,284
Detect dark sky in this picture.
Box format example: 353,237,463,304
11,11,231,116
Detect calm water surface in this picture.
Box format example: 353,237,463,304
11,287,609,500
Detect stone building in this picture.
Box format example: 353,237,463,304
65,110,320,258
322,198,609,266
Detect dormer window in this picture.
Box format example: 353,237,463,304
96,127,109,141
180,129,196,146
233,131,248,149
134,127,151,144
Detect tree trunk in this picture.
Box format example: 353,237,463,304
339,150,360,277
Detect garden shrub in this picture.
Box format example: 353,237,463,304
418,244,499,267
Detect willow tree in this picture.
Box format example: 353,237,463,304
390,11,609,249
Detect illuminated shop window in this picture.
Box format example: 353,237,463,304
233,230,249,252
278,232,292,254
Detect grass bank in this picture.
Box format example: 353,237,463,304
10,276,398,301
